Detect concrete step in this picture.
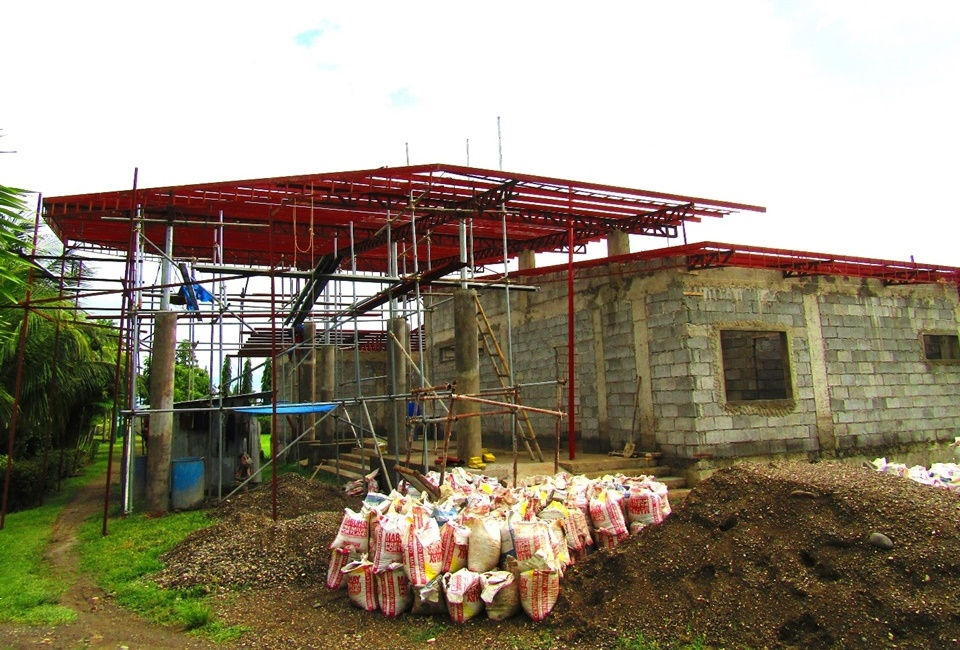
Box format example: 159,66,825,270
558,456,663,475
324,457,366,474
314,462,364,482
668,487,692,504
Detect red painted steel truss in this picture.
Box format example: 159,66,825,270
43,164,764,273
515,241,960,288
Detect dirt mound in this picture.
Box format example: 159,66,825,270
216,473,362,520
553,461,960,648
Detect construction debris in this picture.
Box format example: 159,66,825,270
327,467,672,622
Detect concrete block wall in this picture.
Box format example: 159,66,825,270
818,291,960,448
676,282,819,458
424,257,960,462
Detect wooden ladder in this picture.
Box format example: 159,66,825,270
474,294,544,462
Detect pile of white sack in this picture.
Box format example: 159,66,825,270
326,467,671,622
871,457,960,491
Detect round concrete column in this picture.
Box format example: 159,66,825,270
318,344,336,454
454,289,482,461
146,311,176,514
388,316,410,454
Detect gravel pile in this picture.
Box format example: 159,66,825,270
215,473,361,520
155,474,355,591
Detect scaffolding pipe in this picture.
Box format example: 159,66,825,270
567,225,576,461
102,169,138,535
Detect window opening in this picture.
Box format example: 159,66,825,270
720,330,791,401
922,333,960,361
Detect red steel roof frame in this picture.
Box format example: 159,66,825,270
510,241,960,288
43,164,764,273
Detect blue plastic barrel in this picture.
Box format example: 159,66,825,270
171,457,205,509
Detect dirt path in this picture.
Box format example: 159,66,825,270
0,462,213,650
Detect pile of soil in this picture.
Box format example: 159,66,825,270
553,461,960,648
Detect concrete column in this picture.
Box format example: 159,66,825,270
518,249,536,271
300,323,317,441
803,293,836,454
607,229,630,257
146,311,176,514
318,344,336,455
454,289,482,461
630,297,657,450
388,317,410,454
591,309,610,448
246,415,262,483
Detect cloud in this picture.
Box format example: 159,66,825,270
389,88,418,109
295,28,324,47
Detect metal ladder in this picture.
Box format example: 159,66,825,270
474,294,544,462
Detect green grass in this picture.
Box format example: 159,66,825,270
616,631,708,650
0,450,110,625
260,433,271,459
408,620,449,642
76,506,246,642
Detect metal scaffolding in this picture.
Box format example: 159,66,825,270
15,163,773,531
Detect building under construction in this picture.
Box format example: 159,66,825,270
39,163,960,511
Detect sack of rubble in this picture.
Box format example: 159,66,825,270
371,510,410,572
566,505,593,554
480,570,520,621
518,568,560,622
510,519,557,572
375,561,412,617
330,508,369,554
589,488,628,536
341,557,378,612
466,514,502,573
411,575,447,616
326,547,354,589
403,516,444,587
440,520,470,573
443,568,483,623
650,480,671,517
625,485,664,528
595,527,630,549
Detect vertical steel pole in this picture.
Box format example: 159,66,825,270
350,222,361,399
160,223,173,310
0,193,43,529
567,226,576,461
459,220,467,289
121,213,143,515
269,214,278,522
217,209,225,500
103,169,138,536
502,209,518,485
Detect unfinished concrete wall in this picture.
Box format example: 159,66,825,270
817,289,960,449
428,255,960,462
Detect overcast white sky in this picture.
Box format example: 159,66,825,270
3,1,959,266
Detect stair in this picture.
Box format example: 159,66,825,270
312,438,385,483
558,454,691,504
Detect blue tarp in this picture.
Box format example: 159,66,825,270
233,402,338,415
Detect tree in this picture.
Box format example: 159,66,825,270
0,185,116,507
260,357,272,394
172,340,210,403
219,356,232,398
239,358,253,395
